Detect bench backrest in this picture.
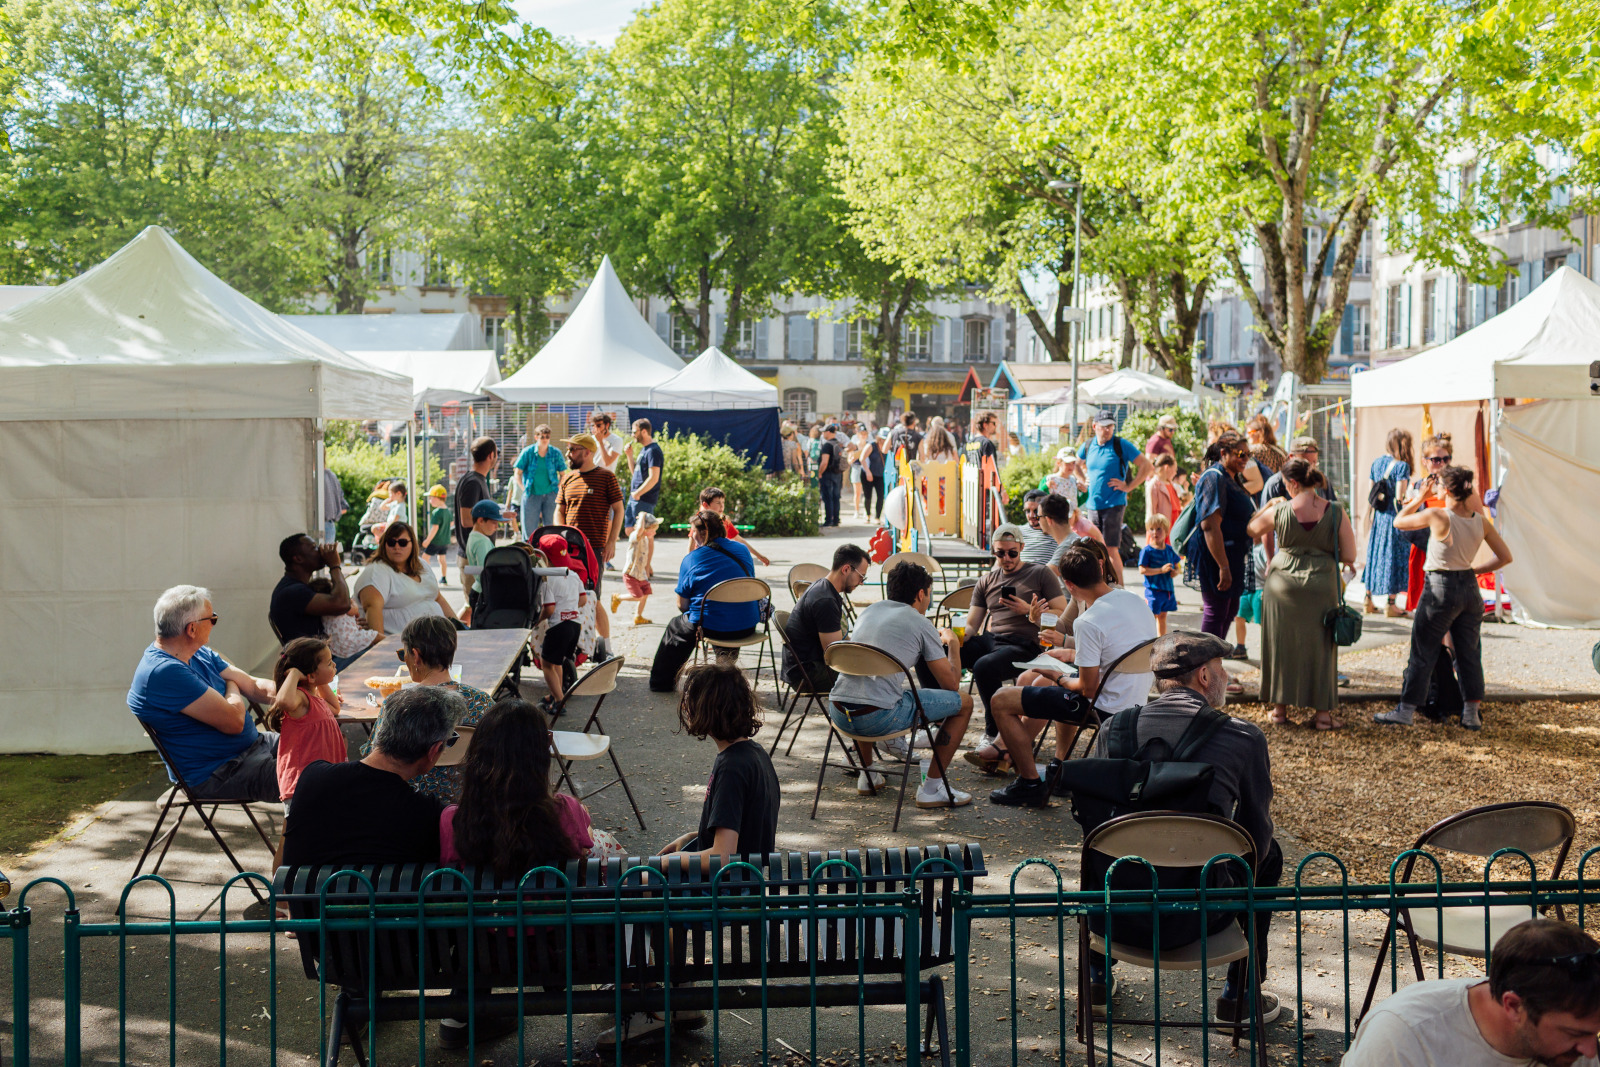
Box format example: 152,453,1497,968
276,845,984,992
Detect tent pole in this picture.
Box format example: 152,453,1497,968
407,419,417,533
1489,399,1508,622
315,419,326,543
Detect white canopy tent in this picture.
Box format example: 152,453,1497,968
1077,368,1229,410
1350,266,1600,627
352,349,501,407
646,346,779,409
0,226,412,753
491,256,685,404
283,311,481,352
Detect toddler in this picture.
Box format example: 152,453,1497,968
610,511,661,625
1138,513,1181,636
536,533,589,710
309,577,380,661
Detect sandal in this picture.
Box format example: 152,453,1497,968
1268,710,1293,725
1225,679,1245,695
1310,713,1345,731
961,743,1013,776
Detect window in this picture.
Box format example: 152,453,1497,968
784,389,815,423
669,315,698,355
734,318,758,357
370,247,394,284
1421,279,1437,344
1385,284,1409,349
1353,229,1372,276
847,320,868,360
902,322,931,361
1498,270,1519,315
841,388,866,411
483,315,509,356
1351,303,1370,354
1197,310,1214,360
423,250,451,287
963,318,990,362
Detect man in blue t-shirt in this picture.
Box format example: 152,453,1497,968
1075,410,1153,580
627,418,665,534
648,510,760,691
128,585,281,801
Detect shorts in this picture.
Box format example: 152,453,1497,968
542,620,582,665
1084,505,1126,548
625,497,658,529
624,574,652,597
1018,686,1100,725
422,544,448,558
827,687,963,738
850,465,863,485
1145,586,1178,614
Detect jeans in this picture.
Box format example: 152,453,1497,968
1400,570,1485,705
820,474,842,526
1197,547,1246,639
190,733,281,803
323,520,338,543
522,492,557,534
959,631,1038,736
827,687,964,737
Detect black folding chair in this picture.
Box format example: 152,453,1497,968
768,610,832,757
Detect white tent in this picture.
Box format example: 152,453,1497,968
491,256,685,404
0,226,412,754
353,349,501,407
283,311,482,352
0,285,51,312
646,346,779,409
1077,367,1227,409
1350,266,1600,628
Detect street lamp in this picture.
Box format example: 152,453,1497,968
1047,179,1085,440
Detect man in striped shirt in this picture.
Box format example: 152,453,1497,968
557,434,624,646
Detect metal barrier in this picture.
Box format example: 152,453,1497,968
7,849,1600,1067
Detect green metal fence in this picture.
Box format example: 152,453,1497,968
6,849,1600,1067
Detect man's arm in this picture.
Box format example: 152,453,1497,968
633,464,662,499
179,686,251,735
218,664,274,704
925,654,962,692
1125,453,1154,494
304,545,352,616
604,499,624,561
1064,664,1100,700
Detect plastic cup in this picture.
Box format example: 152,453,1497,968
449,665,462,683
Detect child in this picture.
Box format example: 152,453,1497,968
610,510,660,625
422,485,452,585
535,533,588,710
1138,514,1182,636
662,663,779,861
308,577,381,662
699,486,770,566
267,638,347,811
1147,454,1182,531
1044,447,1080,503
460,499,504,625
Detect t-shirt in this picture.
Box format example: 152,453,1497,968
1045,473,1080,502
1145,431,1174,459
1020,524,1060,565
695,738,780,856
967,435,999,467
277,689,346,801
888,427,922,458
1138,544,1181,595
677,539,759,631
425,506,452,549
829,599,947,710
465,529,495,570
540,568,584,622
452,470,492,546
1072,588,1157,714
784,576,843,678
1342,977,1598,1067
557,466,623,555
1261,469,1338,505
514,444,566,497
1191,465,1254,566
971,562,1064,640
439,794,594,864
817,437,845,478
128,644,258,785
631,441,664,503
1049,534,1092,571
269,574,322,643
280,760,443,868
1078,436,1140,510
864,439,886,476
595,430,629,473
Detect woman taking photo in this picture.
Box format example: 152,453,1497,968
351,521,458,635
1248,458,1357,730
1190,432,1255,695
1375,466,1511,731
1363,429,1414,616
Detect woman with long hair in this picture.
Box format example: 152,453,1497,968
350,520,457,634
1363,428,1415,616
919,417,959,462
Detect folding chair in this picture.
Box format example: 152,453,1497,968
1077,811,1270,1067
549,656,645,831
811,641,954,833
930,584,973,629
433,725,475,767
787,563,829,604
131,718,276,904
878,551,941,595
1030,635,1158,762
695,577,778,696
1357,801,1576,1022
768,610,832,757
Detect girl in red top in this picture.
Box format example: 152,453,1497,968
267,637,347,812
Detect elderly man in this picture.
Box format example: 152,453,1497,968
270,533,352,648
1075,411,1153,580
128,586,280,802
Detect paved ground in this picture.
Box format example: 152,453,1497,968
3,520,1591,1065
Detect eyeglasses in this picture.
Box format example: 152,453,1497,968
438,731,460,750
1426,454,1451,464
387,538,412,547
396,648,411,662
200,614,219,626
994,548,1020,559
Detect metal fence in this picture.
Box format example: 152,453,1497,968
7,850,1600,1067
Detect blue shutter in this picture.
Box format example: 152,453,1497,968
990,316,1006,362
755,317,770,358
1340,304,1354,356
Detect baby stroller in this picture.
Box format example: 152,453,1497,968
471,544,545,697
529,525,600,594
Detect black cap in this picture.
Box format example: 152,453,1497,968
1150,631,1234,678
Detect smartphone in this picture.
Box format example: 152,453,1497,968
1001,585,1016,600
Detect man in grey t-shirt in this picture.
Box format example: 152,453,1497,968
828,562,975,810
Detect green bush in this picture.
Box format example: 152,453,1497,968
654,430,819,537
326,441,445,545
736,472,821,537
1115,408,1209,534
1000,452,1056,523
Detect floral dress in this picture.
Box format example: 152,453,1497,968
1364,455,1411,596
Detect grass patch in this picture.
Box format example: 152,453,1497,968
0,753,162,863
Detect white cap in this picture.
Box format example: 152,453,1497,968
990,523,1027,550
1055,445,1076,462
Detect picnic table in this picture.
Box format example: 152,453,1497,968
336,628,531,725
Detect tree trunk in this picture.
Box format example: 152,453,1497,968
696,263,712,350
723,283,745,351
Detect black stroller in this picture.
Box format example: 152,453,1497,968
471,544,544,697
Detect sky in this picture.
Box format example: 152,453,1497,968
512,0,643,46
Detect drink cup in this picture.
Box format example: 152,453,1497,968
449,665,463,683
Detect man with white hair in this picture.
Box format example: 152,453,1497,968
127,585,280,802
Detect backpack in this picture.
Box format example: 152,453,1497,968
1367,457,1396,514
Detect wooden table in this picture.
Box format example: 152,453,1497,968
337,628,532,725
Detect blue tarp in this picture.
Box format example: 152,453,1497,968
627,407,784,474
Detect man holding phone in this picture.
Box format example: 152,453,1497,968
947,525,1069,773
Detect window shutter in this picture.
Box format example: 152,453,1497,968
932,319,946,362
1443,275,1459,341
833,321,846,361
990,316,1007,362
654,311,671,344
1340,304,1354,357
755,317,769,358
1402,284,1413,347
800,317,815,361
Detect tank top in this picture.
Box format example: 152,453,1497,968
277,689,348,801
1424,509,1483,572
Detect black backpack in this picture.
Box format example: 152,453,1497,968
1367,458,1396,514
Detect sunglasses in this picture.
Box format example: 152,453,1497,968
439,731,460,749
396,648,411,662
387,538,412,547
994,548,1020,559
198,614,219,626
1426,454,1451,464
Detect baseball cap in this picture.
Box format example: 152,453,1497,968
633,510,661,530
1157,414,1179,430
537,534,571,566
1055,445,1076,462
823,423,841,433
1290,435,1320,453
562,433,601,452
990,523,1027,550
427,484,447,499
1150,631,1235,678
1093,410,1117,426
471,499,505,522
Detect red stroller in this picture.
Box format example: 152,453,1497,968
528,525,602,693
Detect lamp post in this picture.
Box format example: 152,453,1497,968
1048,178,1084,439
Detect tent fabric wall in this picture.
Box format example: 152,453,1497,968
1497,399,1600,628
1351,401,1488,529
628,407,784,474
0,417,311,754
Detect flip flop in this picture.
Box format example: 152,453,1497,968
1310,714,1345,731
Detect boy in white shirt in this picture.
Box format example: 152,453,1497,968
535,533,588,707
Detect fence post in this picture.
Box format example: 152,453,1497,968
903,888,921,1067
7,905,29,1067
952,892,970,1067
62,906,81,1067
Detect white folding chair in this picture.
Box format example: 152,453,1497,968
550,656,645,831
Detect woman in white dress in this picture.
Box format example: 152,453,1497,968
351,521,459,635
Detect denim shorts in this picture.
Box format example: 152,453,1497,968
827,688,963,737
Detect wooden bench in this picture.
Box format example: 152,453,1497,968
276,844,985,1066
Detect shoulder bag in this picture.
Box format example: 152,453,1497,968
1321,506,1363,646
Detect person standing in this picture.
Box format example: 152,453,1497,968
1363,429,1415,617
513,424,566,535
848,425,869,519
1075,411,1153,580
781,422,807,476
862,426,887,521
422,486,452,585
1144,414,1178,462
555,430,625,637
920,416,958,462
1248,458,1356,730
1375,466,1512,731
817,423,845,527
1190,432,1254,695
1403,432,1456,614
321,468,348,544
1260,436,1336,503
626,418,664,534
589,412,631,477
806,424,823,484
1145,454,1182,531
888,412,923,460
452,436,497,561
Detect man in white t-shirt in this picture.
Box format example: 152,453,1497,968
589,412,632,475
1343,918,1600,1067
987,542,1156,808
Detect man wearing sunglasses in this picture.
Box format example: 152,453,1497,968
1344,918,1600,1066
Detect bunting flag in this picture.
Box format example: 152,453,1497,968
1421,404,1434,440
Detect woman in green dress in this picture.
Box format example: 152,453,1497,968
1247,457,1357,729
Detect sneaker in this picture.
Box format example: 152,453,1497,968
1226,643,1249,660
1089,973,1118,1019
1214,990,1282,1026
610,594,623,614
878,735,913,761
1044,757,1073,796
857,769,887,795
1461,704,1482,731
1337,673,1351,688
439,1014,521,1049
594,1011,667,1052
1373,706,1415,726
916,779,972,808
989,776,1050,808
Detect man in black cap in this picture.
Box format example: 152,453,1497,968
817,424,845,527
1082,630,1283,1026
